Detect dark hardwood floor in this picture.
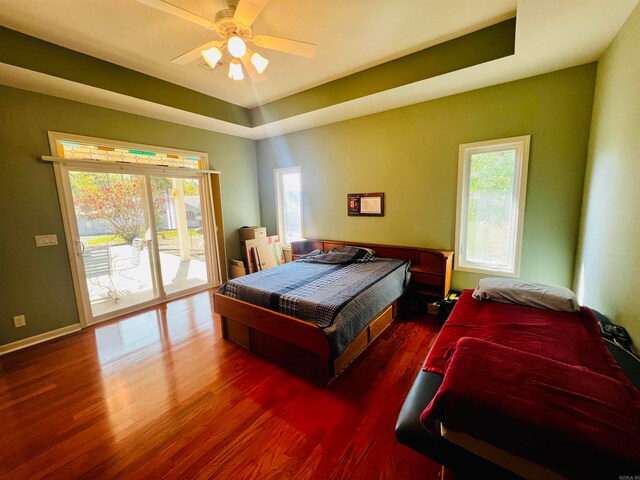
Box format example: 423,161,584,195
0,291,443,479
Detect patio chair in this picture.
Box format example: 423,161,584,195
113,238,144,281
83,246,118,302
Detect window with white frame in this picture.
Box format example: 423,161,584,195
275,166,302,246
54,135,206,169
455,135,530,276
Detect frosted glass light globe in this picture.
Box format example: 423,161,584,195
201,46,222,68
250,52,269,74
228,58,244,80
227,36,247,58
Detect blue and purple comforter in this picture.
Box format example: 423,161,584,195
218,258,411,356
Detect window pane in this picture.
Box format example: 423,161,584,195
466,149,516,267
151,177,209,296
58,140,204,169
280,171,302,244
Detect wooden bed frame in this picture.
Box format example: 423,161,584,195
214,239,453,385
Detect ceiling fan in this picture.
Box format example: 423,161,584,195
137,0,318,82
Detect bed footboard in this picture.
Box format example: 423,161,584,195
214,292,400,385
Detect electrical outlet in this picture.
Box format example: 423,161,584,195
13,315,26,328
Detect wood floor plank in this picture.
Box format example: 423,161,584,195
0,290,442,479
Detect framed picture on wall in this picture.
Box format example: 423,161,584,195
347,192,384,216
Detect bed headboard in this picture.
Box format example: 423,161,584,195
291,239,454,298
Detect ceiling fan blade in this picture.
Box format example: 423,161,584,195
240,55,267,83
233,0,269,27
171,40,224,65
137,0,213,29
252,35,317,58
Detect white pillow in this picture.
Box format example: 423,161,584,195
472,278,580,312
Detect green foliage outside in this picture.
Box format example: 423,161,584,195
468,150,515,224
158,229,203,239
73,175,150,245
87,235,125,246
466,149,516,262
86,230,202,246
70,173,199,196
70,172,200,245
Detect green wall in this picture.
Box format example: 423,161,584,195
251,19,516,125
0,85,259,346
1,21,514,128
0,27,251,127
258,64,597,291
575,4,640,343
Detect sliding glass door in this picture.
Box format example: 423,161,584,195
68,170,159,318
59,164,216,325
150,176,210,296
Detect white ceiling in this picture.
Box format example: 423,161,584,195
0,0,638,139
0,0,517,107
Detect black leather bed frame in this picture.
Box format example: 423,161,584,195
395,338,640,479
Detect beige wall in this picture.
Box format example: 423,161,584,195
258,65,597,291
575,4,640,343
0,85,260,347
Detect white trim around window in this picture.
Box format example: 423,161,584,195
47,131,222,327
274,166,303,247
454,135,530,276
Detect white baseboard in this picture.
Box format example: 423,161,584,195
0,324,82,356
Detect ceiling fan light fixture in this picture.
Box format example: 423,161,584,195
227,35,247,58
250,51,269,74
228,58,244,80
201,46,222,69
146,0,319,83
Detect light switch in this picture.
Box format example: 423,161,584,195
35,234,58,247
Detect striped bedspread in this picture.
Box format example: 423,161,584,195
218,258,409,329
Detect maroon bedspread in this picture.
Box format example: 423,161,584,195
423,290,629,386
420,337,640,477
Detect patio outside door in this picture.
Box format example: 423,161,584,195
61,165,214,324
150,175,210,296
68,170,158,319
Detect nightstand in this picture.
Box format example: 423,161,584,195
409,249,454,309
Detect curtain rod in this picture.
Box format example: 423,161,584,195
39,155,221,174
